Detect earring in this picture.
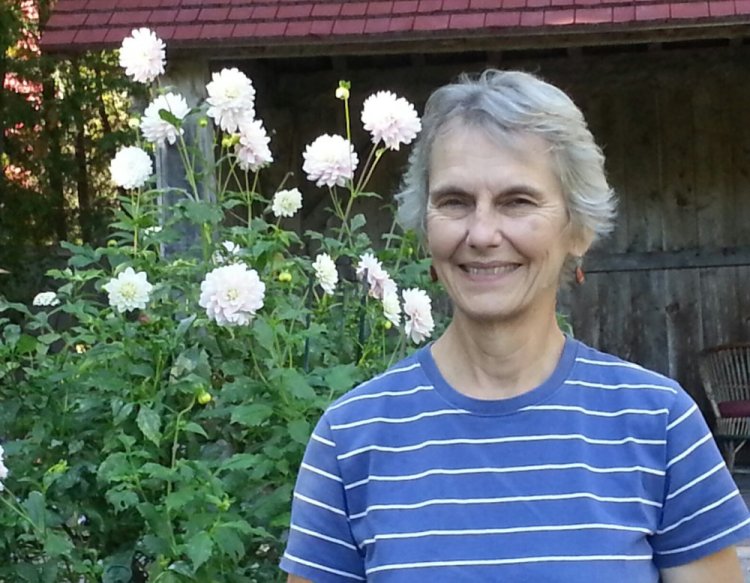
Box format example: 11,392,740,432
574,257,585,285
429,264,439,283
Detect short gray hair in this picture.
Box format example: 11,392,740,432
396,69,616,245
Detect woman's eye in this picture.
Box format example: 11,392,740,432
505,197,535,207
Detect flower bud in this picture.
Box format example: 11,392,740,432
335,86,350,100
383,320,393,330
278,270,292,283
221,134,240,148
197,390,212,405
127,117,140,129
107,240,118,247
198,117,209,127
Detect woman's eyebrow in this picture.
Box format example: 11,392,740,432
428,184,472,199
429,184,545,199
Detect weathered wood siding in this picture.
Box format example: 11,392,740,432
214,43,750,408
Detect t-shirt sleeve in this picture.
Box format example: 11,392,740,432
650,387,750,568
280,413,365,582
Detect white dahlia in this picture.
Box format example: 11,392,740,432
234,119,273,172
0,444,7,492
402,287,435,344
312,253,338,296
140,92,190,146
32,291,60,307
206,68,256,134
199,263,266,326
103,267,154,313
382,290,401,327
356,252,395,300
110,146,153,190
119,28,166,84
361,91,421,151
271,188,303,218
302,134,358,188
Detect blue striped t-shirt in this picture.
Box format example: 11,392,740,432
281,337,750,581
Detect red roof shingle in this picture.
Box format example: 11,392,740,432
40,0,750,53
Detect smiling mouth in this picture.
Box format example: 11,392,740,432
461,264,520,275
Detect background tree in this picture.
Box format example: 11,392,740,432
1,0,139,302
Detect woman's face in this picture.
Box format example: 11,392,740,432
425,124,588,325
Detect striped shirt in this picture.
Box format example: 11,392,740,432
281,337,750,582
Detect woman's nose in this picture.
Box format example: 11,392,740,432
465,209,503,248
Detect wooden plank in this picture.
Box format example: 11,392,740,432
585,246,750,273
658,78,704,401
621,78,668,374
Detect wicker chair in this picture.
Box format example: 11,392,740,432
698,343,750,472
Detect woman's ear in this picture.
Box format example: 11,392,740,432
570,227,595,258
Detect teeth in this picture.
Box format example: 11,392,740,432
466,265,516,275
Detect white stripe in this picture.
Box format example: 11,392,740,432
294,492,347,516
666,461,725,501
350,492,661,520
310,432,335,447
657,490,740,534
521,405,669,418
301,462,342,483
338,433,665,461
330,408,468,430
329,385,433,411
283,552,364,580
290,524,358,550
666,432,713,468
346,462,664,490
576,356,647,370
565,379,677,394
361,523,653,546
667,404,698,431
659,516,750,555
366,554,652,574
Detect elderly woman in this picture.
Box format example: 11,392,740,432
281,70,750,582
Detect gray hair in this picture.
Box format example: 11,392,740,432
396,69,616,246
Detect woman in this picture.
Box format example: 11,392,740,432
281,70,750,582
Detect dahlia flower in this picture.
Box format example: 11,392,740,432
302,134,358,188
234,119,273,172
402,287,435,344
361,91,421,151
199,263,266,326
32,291,60,307
110,146,153,189
271,188,303,218
356,252,395,300
140,92,190,146
119,28,166,84
103,267,154,313
0,444,7,492
382,290,401,327
206,68,256,133
212,241,241,265
312,253,338,296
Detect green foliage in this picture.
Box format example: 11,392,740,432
0,76,444,581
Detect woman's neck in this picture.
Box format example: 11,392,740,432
431,309,566,401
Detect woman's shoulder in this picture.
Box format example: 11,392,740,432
323,347,434,422
571,339,681,390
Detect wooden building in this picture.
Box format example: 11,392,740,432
41,0,750,410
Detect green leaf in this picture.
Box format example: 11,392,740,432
219,453,258,472
275,368,316,401
158,108,181,127
103,551,134,583
185,531,213,571
350,213,367,233
213,525,245,561
230,404,273,428
179,200,224,225
136,405,162,446
323,363,359,393
16,334,37,354
183,421,208,438
141,462,174,481
23,491,46,531
43,531,73,557
106,487,139,512
288,419,310,445
175,314,197,338
165,487,195,511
